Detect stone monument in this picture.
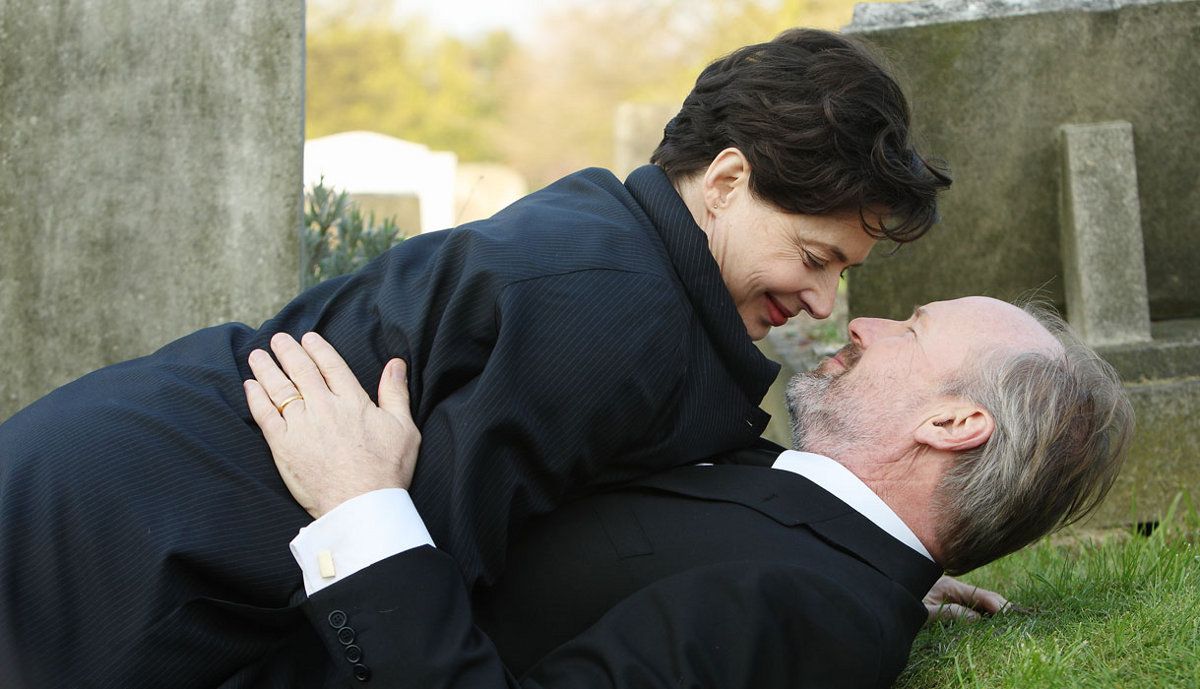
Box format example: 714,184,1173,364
0,0,306,422
303,131,455,235
845,0,1200,523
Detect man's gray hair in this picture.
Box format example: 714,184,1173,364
932,303,1134,574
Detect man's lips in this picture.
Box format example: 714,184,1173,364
764,294,794,327
818,353,844,374
820,344,860,374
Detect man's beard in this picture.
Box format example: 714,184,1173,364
785,343,887,458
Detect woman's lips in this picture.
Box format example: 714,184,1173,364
765,294,791,327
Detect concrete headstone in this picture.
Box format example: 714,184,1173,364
1058,121,1152,347
0,0,305,421
303,131,457,234
845,0,1200,322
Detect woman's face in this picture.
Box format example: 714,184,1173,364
700,176,877,341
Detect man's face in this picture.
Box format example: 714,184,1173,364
786,297,1059,457
705,186,876,341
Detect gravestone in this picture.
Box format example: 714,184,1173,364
0,0,305,422
1058,121,1152,347
303,131,455,234
844,0,1198,322
346,193,423,238
846,0,1200,524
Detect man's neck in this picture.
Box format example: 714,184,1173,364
819,447,949,565
774,451,932,560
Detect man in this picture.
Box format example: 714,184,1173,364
246,296,1133,687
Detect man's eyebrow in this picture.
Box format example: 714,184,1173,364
909,306,927,346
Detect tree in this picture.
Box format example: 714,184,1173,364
305,3,517,162
305,0,869,187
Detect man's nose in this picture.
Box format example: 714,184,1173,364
847,316,900,347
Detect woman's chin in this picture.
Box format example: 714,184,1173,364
744,319,770,341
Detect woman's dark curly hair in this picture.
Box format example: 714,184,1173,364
651,29,951,242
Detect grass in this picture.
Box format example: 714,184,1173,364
898,494,1200,689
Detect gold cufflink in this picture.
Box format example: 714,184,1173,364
318,550,336,579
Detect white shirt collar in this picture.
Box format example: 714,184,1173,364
771,450,933,561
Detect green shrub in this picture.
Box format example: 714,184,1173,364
302,178,404,289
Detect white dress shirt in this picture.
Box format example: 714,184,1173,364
290,449,930,595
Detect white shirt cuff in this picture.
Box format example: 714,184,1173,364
289,488,435,596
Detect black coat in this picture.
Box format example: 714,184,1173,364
302,446,943,688
0,166,778,688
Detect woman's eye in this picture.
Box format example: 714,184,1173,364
803,251,827,269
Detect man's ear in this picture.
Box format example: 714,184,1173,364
914,401,995,453
702,148,750,212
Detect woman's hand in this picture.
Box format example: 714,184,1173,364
244,332,420,519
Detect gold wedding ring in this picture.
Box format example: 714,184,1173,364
275,393,304,414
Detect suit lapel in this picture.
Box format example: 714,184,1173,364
629,463,852,527
806,512,943,598
629,460,943,598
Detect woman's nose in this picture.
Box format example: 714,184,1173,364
801,276,838,320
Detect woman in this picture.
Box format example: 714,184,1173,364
250,27,949,591
0,28,948,689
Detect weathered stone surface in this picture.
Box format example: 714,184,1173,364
349,193,423,238
0,1,305,421
1100,318,1200,382
1088,318,1200,523
848,0,1190,30
1058,122,1151,346
845,0,1200,322
1090,375,1200,525
613,103,679,180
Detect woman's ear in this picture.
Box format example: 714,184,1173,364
702,148,750,212
914,402,995,453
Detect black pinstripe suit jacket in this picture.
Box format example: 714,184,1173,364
301,446,943,688
0,166,779,688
